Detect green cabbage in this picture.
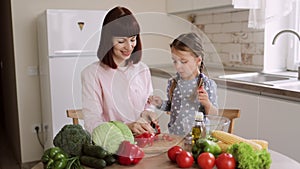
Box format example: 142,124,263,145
92,121,134,154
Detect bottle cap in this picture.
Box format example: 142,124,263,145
195,111,204,121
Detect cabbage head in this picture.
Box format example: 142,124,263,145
92,121,134,154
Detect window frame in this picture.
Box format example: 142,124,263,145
287,0,300,71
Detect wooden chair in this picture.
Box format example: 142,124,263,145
66,109,83,125
218,109,241,134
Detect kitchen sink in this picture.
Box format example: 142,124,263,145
219,72,291,85
275,81,300,91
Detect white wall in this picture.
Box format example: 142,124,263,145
10,0,166,163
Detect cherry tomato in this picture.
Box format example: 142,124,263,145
197,152,215,169
176,151,194,168
167,146,183,162
215,153,236,169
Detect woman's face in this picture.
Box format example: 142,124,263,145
112,36,137,65
171,47,201,80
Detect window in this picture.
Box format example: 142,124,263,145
264,0,300,73
287,0,300,71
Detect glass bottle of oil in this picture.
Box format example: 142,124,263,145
192,111,206,144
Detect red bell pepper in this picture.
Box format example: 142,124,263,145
117,141,145,165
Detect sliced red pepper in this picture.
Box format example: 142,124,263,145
134,132,156,148
135,138,148,148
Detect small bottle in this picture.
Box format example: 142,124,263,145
192,111,206,144
184,133,193,152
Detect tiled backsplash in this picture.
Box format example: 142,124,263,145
192,10,264,71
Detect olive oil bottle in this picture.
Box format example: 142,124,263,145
192,111,206,144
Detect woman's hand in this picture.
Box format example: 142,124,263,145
127,122,155,135
140,110,158,124
127,110,159,135
148,95,163,108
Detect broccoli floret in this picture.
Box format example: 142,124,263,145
53,124,91,156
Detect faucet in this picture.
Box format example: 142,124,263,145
272,29,300,44
272,29,300,80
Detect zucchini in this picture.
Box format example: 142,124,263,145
82,144,108,159
80,155,106,169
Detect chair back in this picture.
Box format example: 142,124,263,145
218,109,240,133
66,108,240,133
66,109,83,125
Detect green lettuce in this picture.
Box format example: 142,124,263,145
227,142,271,169
92,121,134,154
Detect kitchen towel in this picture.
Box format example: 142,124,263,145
232,0,296,29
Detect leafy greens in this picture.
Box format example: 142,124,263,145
227,142,271,169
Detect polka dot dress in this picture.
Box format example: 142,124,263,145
162,73,218,136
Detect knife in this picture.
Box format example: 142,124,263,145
151,121,161,135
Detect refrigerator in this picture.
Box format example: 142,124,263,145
37,9,107,149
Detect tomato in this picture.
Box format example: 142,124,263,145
197,152,215,169
176,151,194,168
167,146,183,162
215,153,236,169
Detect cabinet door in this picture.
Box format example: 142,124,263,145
193,0,232,10
166,0,193,14
258,95,300,162
217,88,260,138
166,0,232,14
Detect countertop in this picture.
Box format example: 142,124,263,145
149,64,300,102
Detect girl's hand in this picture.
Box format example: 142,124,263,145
197,86,211,109
148,95,163,108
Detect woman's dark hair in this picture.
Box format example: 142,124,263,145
98,6,142,69
170,32,205,73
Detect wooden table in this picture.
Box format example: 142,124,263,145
33,149,300,169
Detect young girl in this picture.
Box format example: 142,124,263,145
148,32,218,135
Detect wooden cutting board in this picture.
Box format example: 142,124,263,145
142,134,184,156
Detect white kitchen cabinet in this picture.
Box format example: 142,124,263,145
217,88,260,139
166,0,233,14
258,95,300,162
218,87,300,162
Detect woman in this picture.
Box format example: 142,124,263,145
81,6,156,135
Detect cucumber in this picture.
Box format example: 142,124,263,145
82,144,108,159
80,155,106,169
104,155,116,166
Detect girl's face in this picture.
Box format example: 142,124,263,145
171,47,201,80
112,36,137,65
